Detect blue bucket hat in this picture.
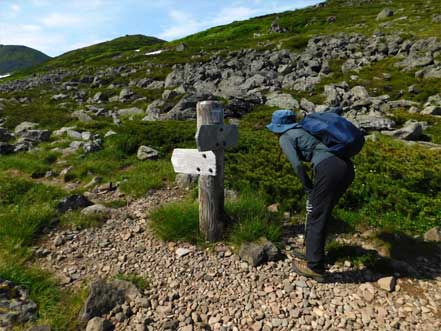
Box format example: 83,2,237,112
266,109,297,133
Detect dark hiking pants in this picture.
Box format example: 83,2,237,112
306,156,355,272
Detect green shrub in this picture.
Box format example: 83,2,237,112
149,200,201,243
226,191,282,246
150,191,283,246
118,160,174,197
59,211,105,230
0,262,86,330
114,273,149,291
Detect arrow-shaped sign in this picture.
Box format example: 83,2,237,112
196,124,239,152
171,149,217,176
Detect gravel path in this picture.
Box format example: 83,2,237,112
37,188,441,331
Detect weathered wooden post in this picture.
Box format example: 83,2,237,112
197,101,225,241
171,101,238,242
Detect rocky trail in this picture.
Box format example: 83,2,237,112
34,188,441,331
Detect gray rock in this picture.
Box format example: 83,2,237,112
146,81,165,90
351,86,369,100
51,93,68,101
376,8,394,21
269,19,287,33
0,279,38,328
381,120,424,141
347,113,396,131
377,276,396,292
80,280,142,326
57,194,92,214
119,88,134,101
421,106,441,115
81,204,113,219
238,237,280,267
176,248,191,257
300,98,316,113
162,89,179,101
175,43,187,52
137,146,159,160
433,15,441,23
20,130,51,143
14,122,38,134
265,92,299,109
104,130,117,138
0,142,14,155
424,226,441,242
53,126,76,137
86,317,114,331
92,92,107,103
175,173,198,189
0,128,12,142
67,129,83,140
117,107,144,117
72,110,93,123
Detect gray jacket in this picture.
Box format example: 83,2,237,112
279,125,334,194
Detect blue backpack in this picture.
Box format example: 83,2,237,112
299,112,365,158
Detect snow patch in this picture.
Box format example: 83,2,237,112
0,73,11,79
145,50,164,56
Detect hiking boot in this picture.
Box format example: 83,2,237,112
292,246,306,260
292,259,326,283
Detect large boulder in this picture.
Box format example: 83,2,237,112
79,280,142,326
346,112,395,131
117,107,144,117
238,237,280,267
20,130,51,143
14,122,38,135
72,110,93,123
0,128,12,142
0,142,14,155
86,317,114,331
56,194,92,214
421,106,441,115
0,279,38,329
265,92,299,109
381,120,425,141
81,204,113,219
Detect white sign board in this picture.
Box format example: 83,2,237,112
171,149,217,176
196,124,239,152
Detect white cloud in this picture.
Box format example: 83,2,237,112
212,6,258,25
39,12,84,28
158,9,203,40
11,4,21,13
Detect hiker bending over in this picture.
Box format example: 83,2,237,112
266,109,363,282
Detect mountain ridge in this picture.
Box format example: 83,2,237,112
0,45,50,75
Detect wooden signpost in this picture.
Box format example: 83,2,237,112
171,101,239,242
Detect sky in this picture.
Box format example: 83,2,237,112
0,0,321,57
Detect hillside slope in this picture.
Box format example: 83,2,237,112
41,34,166,70
0,45,50,74
0,1,441,330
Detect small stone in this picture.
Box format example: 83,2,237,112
176,248,191,257
137,146,159,160
86,317,114,331
377,276,396,292
295,280,308,288
424,226,441,242
267,203,280,213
